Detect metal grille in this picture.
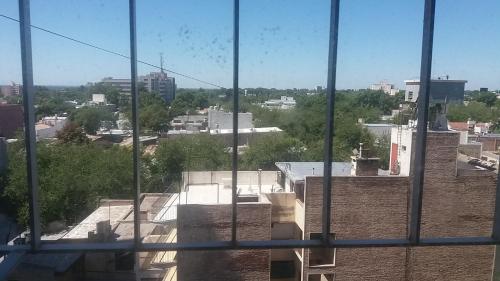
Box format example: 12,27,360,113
2,0,500,257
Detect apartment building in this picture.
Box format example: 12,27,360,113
141,72,176,103
404,78,467,103
100,72,176,103
6,129,496,281
0,83,22,97
370,81,399,96
175,129,496,281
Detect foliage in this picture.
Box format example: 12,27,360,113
89,83,120,105
2,142,134,227
169,91,210,117
447,101,499,122
241,134,305,170
248,92,384,162
373,135,391,170
352,90,403,115
152,135,230,188
56,123,90,145
468,91,497,107
71,106,115,134
138,91,170,132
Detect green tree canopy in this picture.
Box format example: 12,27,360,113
56,122,90,145
2,142,134,227
241,134,305,170
152,135,230,188
71,106,116,134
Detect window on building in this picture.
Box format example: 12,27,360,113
270,261,296,279
309,233,336,267
2,1,500,281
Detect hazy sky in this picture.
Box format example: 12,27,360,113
1,0,499,90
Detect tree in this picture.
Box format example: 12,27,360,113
71,106,115,134
2,142,134,227
152,135,230,189
241,134,304,170
56,123,90,144
124,91,170,133
472,91,496,107
373,135,391,170
447,101,498,122
169,91,212,117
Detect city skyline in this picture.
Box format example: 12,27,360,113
1,0,500,90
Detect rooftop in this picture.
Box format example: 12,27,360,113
275,162,352,183
210,127,282,134
404,79,468,83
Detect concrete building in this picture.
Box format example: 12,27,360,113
165,127,283,147
263,96,297,110
35,116,68,140
209,127,283,147
0,83,22,97
92,93,107,105
141,72,176,103
172,129,496,281
404,78,467,103
0,104,24,138
100,72,176,103
208,109,253,130
170,115,208,132
360,123,394,139
6,130,497,281
370,81,399,95
6,194,174,281
101,77,132,94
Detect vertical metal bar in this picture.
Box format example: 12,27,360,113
409,0,436,245
231,0,240,244
18,0,41,251
493,173,500,240
322,0,341,245
128,0,141,248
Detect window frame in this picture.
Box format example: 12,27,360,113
1,0,500,259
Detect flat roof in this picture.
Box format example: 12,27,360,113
362,123,394,127
62,203,132,240
275,162,352,183
210,127,282,134
154,183,280,222
404,79,468,83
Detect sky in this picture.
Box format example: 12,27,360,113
1,0,499,90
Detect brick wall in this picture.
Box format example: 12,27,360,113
303,176,409,281
176,203,271,281
301,131,496,281
408,131,496,281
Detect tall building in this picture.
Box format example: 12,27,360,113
100,77,132,94
175,130,495,281
100,72,176,103
404,78,467,103
0,82,22,97
140,71,176,103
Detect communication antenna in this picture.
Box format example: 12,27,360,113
160,53,164,73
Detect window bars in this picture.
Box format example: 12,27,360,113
2,0,500,256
